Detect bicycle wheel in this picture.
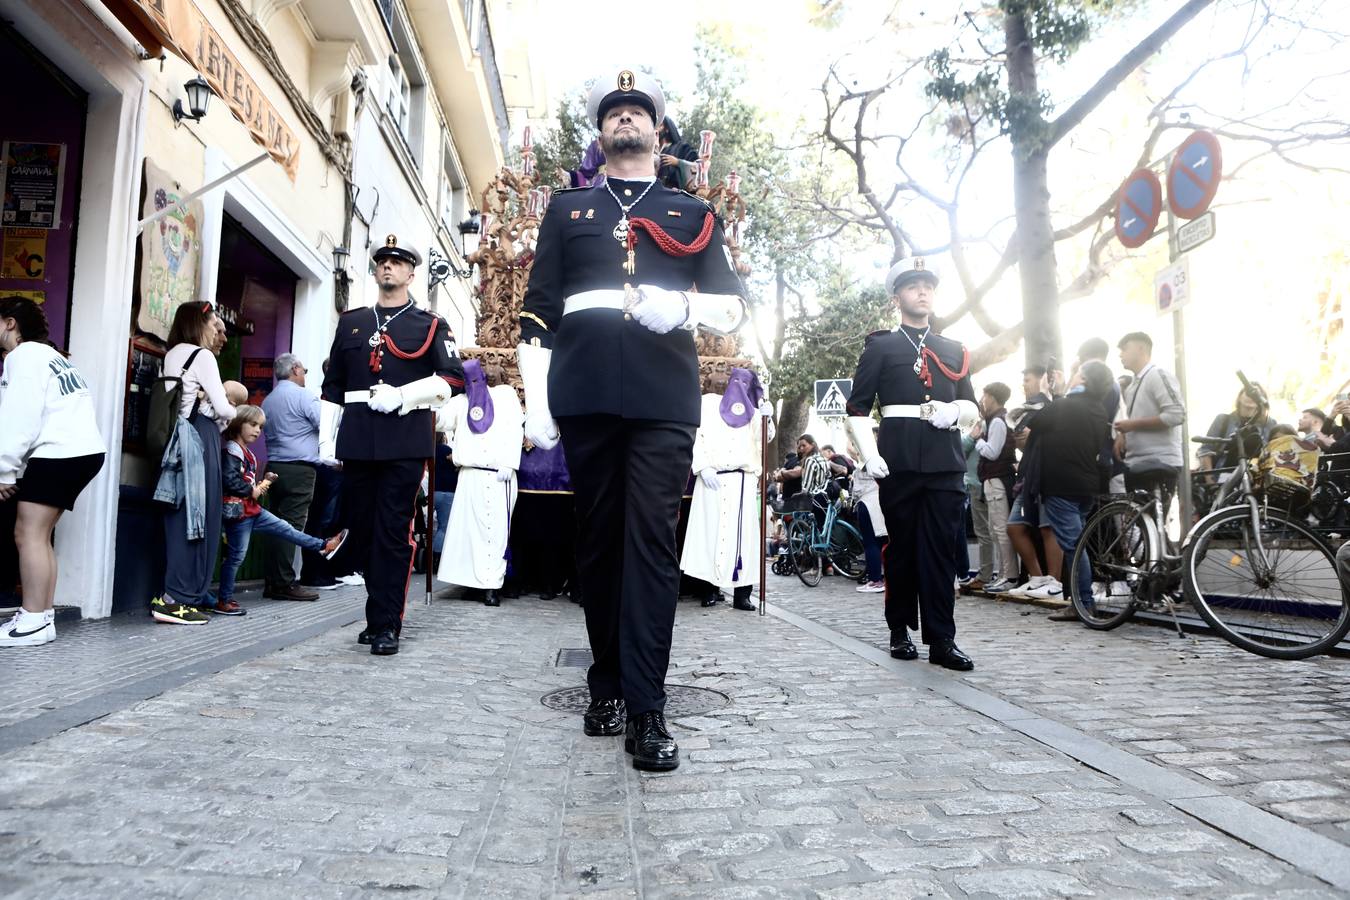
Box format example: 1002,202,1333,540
788,518,823,587
1069,500,1150,629
1184,506,1349,659
827,521,866,578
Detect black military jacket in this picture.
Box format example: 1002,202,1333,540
846,325,976,474
518,177,745,426
321,301,464,461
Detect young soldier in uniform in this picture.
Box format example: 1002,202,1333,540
845,257,980,671
321,236,464,656
516,69,747,771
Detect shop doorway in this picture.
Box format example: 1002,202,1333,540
0,23,86,351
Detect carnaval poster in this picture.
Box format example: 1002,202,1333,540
0,142,65,229
137,159,204,341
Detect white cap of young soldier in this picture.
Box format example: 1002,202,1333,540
587,68,667,129
886,256,941,295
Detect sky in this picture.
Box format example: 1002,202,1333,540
512,0,1350,437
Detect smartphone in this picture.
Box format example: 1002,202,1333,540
1338,392,1350,402
264,472,279,482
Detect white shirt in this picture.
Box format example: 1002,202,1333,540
0,341,105,483
164,343,235,429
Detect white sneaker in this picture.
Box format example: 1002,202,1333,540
1022,577,1064,600
855,581,886,593
0,610,54,647
337,574,365,586
1005,575,1050,598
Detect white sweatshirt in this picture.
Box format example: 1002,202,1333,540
164,343,236,430
0,341,106,484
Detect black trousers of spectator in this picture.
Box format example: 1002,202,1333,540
262,461,315,587
558,415,695,718
335,458,423,633
878,470,965,645
300,464,344,584
1125,467,1180,518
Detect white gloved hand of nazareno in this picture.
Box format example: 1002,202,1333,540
367,383,402,414
495,467,514,482
926,400,960,430
699,467,720,490
630,284,688,335
863,456,890,479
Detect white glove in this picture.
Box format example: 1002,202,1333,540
686,292,748,334
630,284,688,334
517,343,559,450
699,467,720,490
759,399,777,443
927,400,960,430
397,375,453,415
846,415,890,479
495,467,514,483
368,383,401,414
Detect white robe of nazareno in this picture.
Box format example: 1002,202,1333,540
435,385,523,589
680,392,762,589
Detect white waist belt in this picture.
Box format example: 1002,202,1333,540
881,403,935,420
563,289,628,315
342,390,432,411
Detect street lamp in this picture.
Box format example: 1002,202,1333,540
331,244,351,280
172,76,214,124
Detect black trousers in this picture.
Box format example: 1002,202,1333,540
336,458,424,633
558,415,695,717
300,464,344,583
878,470,965,645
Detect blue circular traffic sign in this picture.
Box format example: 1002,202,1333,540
1114,168,1162,249
1167,131,1222,220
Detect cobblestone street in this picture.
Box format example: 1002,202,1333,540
4,576,1350,897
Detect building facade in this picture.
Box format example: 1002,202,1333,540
0,0,532,617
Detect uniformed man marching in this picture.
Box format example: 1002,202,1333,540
845,257,980,670
517,69,747,771
321,236,464,656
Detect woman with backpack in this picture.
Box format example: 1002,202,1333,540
0,296,106,647
153,301,236,625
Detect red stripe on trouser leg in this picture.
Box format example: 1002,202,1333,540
397,461,428,622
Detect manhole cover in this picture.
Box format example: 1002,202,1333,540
541,684,731,717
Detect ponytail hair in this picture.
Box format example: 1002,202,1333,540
0,295,51,344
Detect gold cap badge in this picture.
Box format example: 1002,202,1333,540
385,234,397,247
618,70,635,91
914,257,925,270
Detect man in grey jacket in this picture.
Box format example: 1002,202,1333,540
1114,332,1186,513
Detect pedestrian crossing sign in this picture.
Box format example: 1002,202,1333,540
814,379,852,417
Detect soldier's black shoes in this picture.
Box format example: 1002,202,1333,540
357,628,373,645
928,641,974,671
700,594,721,607
483,590,500,607
624,711,680,771
889,629,918,660
583,699,626,736
370,630,399,655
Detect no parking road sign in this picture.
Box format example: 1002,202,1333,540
1114,168,1163,249
1168,131,1223,220
814,379,852,416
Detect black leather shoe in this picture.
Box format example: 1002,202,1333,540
358,628,373,645
733,596,756,611
582,698,626,736
370,629,399,655
624,711,679,771
483,590,500,607
929,641,974,671
889,629,918,660
700,594,721,607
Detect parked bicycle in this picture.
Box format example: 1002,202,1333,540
783,493,865,587
1069,375,1348,659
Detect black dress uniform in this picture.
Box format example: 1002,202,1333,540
519,177,745,717
321,245,464,644
847,325,976,648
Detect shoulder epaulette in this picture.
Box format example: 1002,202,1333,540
864,329,891,345
552,184,590,195
679,191,715,210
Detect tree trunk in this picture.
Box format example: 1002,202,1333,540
1005,11,1060,371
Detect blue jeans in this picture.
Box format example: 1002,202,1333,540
432,491,455,553
220,510,325,602
856,505,884,583
1041,495,1094,603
